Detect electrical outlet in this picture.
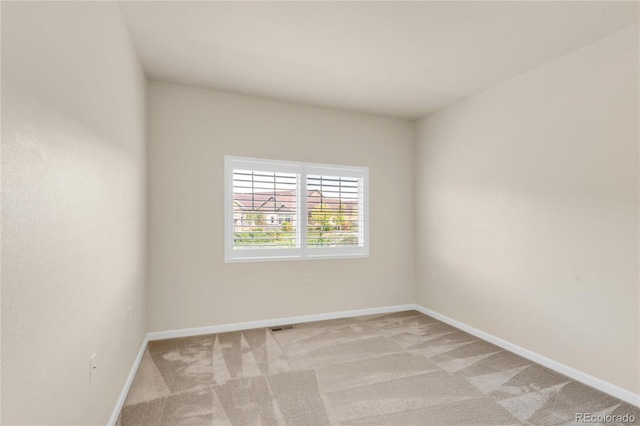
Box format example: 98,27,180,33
89,353,97,384
431,272,438,283
304,273,311,284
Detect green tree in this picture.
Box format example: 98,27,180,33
245,212,266,227
310,203,334,232
334,204,349,231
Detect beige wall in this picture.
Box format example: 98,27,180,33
1,3,147,425
146,81,415,332
415,25,639,394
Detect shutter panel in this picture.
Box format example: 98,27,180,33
306,174,363,248
232,169,298,249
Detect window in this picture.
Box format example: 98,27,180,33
225,156,369,262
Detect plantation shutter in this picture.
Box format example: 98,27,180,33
225,156,368,262
306,174,363,248
232,169,299,249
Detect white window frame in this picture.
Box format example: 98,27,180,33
225,156,369,263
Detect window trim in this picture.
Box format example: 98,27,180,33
224,156,369,263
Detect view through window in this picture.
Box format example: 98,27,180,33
225,157,368,262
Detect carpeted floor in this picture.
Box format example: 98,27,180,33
117,310,639,425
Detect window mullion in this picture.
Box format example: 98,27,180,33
300,166,307,257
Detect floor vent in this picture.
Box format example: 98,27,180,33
270,325,295,332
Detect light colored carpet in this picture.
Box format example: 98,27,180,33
117,310,639,425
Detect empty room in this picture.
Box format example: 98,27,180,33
1,1,639,425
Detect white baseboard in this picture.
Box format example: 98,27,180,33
147,304,416,341
413,304,640,408
108,335,149,426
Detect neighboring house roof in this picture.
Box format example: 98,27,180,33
234,190,357,213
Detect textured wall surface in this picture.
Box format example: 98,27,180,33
1,3,147,424
146,81,415,332
415,25,639,394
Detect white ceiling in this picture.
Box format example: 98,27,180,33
119,1,638,120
